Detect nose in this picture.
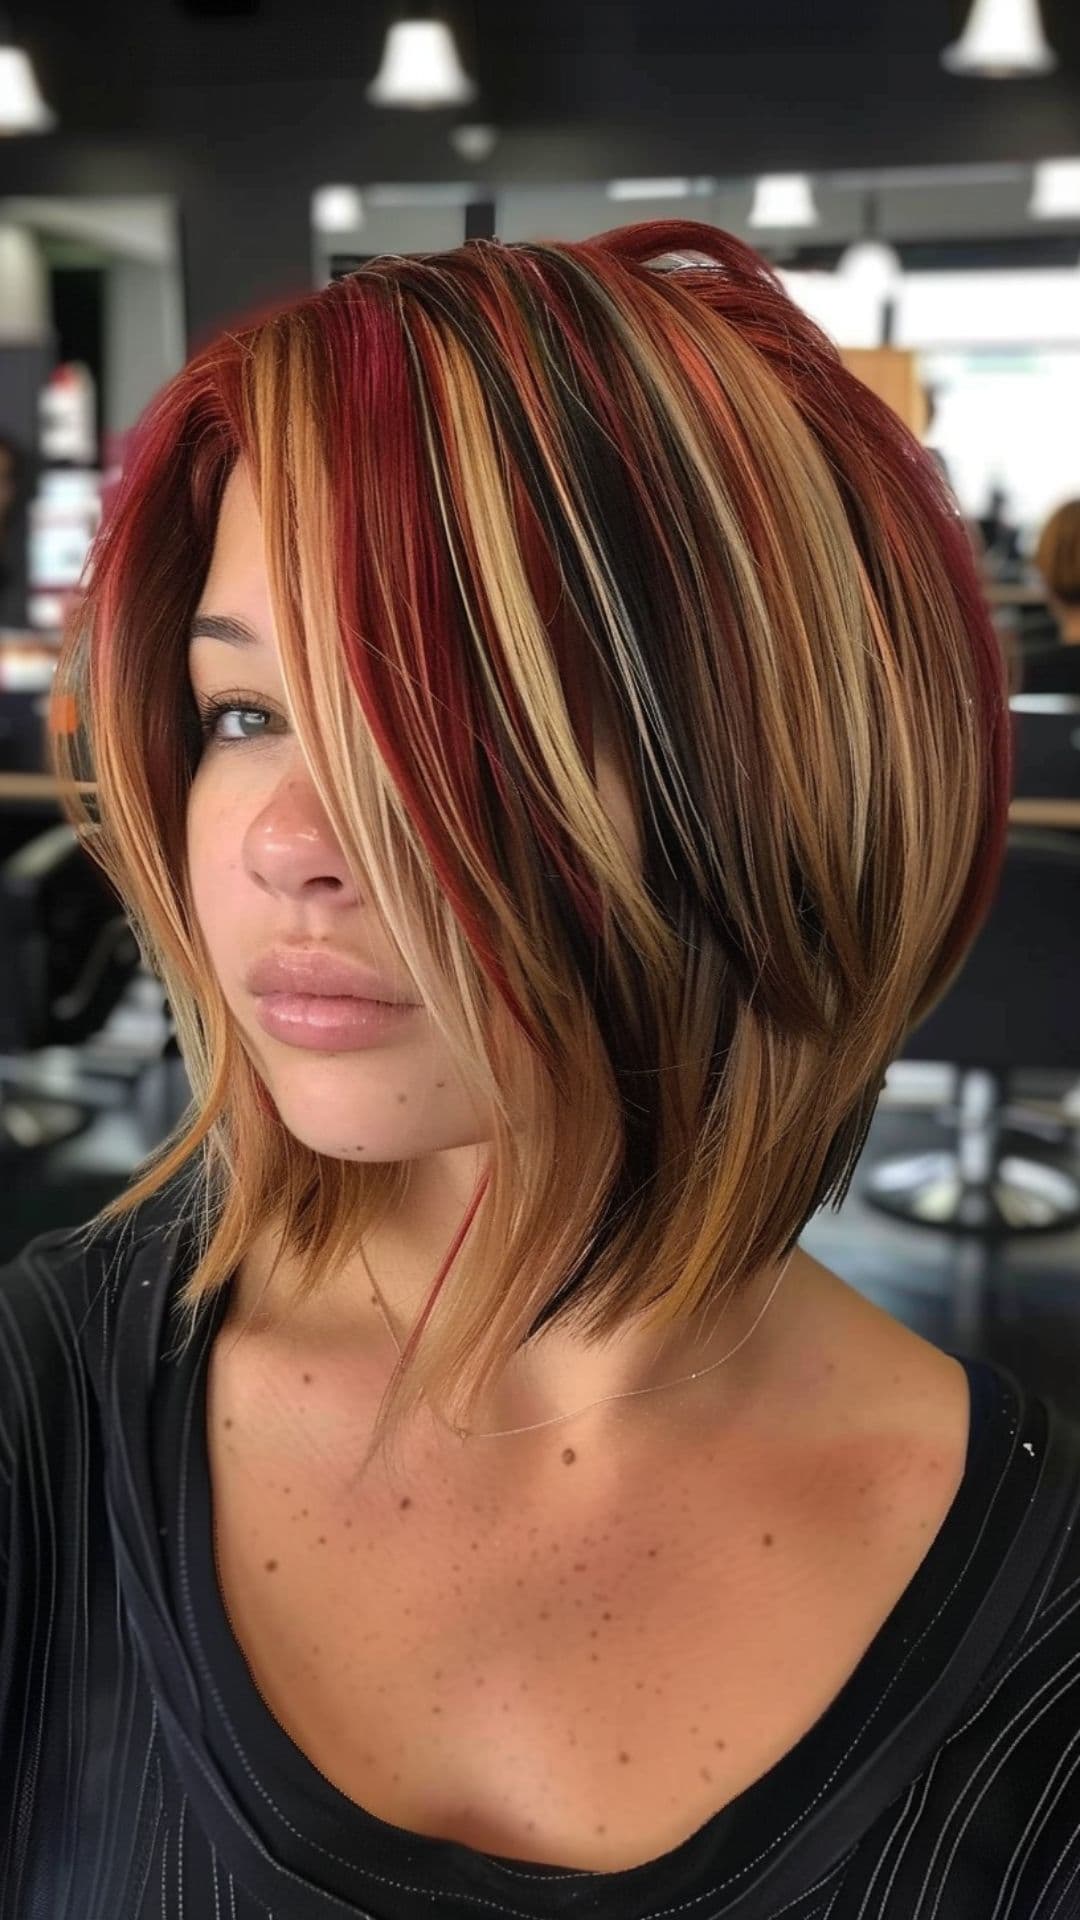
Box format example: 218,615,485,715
242,767,361,908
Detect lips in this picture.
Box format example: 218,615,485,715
244,949,419,1005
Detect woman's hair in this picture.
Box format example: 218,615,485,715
52,219,1012,1465
1036,498,1080,607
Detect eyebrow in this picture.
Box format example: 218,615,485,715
187,613,263,649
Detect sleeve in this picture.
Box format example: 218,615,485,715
0,1221,106,1675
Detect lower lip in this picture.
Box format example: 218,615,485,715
252,993,420,1051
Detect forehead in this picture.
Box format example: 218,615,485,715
199,460,270,612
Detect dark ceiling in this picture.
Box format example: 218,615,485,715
7,0,1080,189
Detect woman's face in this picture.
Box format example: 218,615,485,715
185,461,639,1167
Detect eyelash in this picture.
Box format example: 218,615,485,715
193,690,284,747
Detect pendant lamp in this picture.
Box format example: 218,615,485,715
366,13,477,108
838,193,902,298
1030,159,1080,218
941,0,1057,77
748,175,819,229
0,8,57,135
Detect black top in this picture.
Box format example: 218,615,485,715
3,1171,1080,1919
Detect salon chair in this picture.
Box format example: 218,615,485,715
0,818,157,1153
862,829,1080,1240
1010,695,1080,794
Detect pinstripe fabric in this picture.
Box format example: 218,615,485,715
2,1175,1080,1920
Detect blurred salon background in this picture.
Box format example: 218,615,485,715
1,0,1079,1404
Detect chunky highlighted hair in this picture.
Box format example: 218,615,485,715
52,219,1012,1464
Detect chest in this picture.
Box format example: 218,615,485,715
204,1335,970,1874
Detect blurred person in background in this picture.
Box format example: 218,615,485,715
1022,497,1080,695
976,481,1023,576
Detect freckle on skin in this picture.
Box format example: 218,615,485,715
265,1559,278,1572
223,1418,233,1429
763,1531,774,1546
400,1497,412,1510
396,1093,407,1103
618,1751,630,1764
562,1448,576,1465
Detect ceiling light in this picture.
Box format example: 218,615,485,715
837,238,903,298
941,0,1057,77
311,185,366,233
608,179,694,201
0,13,57,135
748,175,819,228
1030,159,1080,218
449,123,497,160
366,16,477,108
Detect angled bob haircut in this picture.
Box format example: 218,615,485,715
52,219,1013,1467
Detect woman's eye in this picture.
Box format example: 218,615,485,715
194,696,282,746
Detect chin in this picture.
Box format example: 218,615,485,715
257,1069,422,1160
255,1055,486,1163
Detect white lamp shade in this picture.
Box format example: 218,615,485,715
748,175,819,229
0,222,49,342
366,20,478,108
1030,159,1080,218
837,239,903,299
312,185,366,233
941,0,1057,76
0,44,57,135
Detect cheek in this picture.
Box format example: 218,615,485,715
185,774,244,958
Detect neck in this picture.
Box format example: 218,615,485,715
227,1149,808,1442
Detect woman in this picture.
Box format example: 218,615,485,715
1022,496,1080,695
2,220,1078,1918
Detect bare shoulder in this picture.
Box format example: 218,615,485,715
754,1253,973,1555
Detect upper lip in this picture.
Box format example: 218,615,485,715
244,948,420,1004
